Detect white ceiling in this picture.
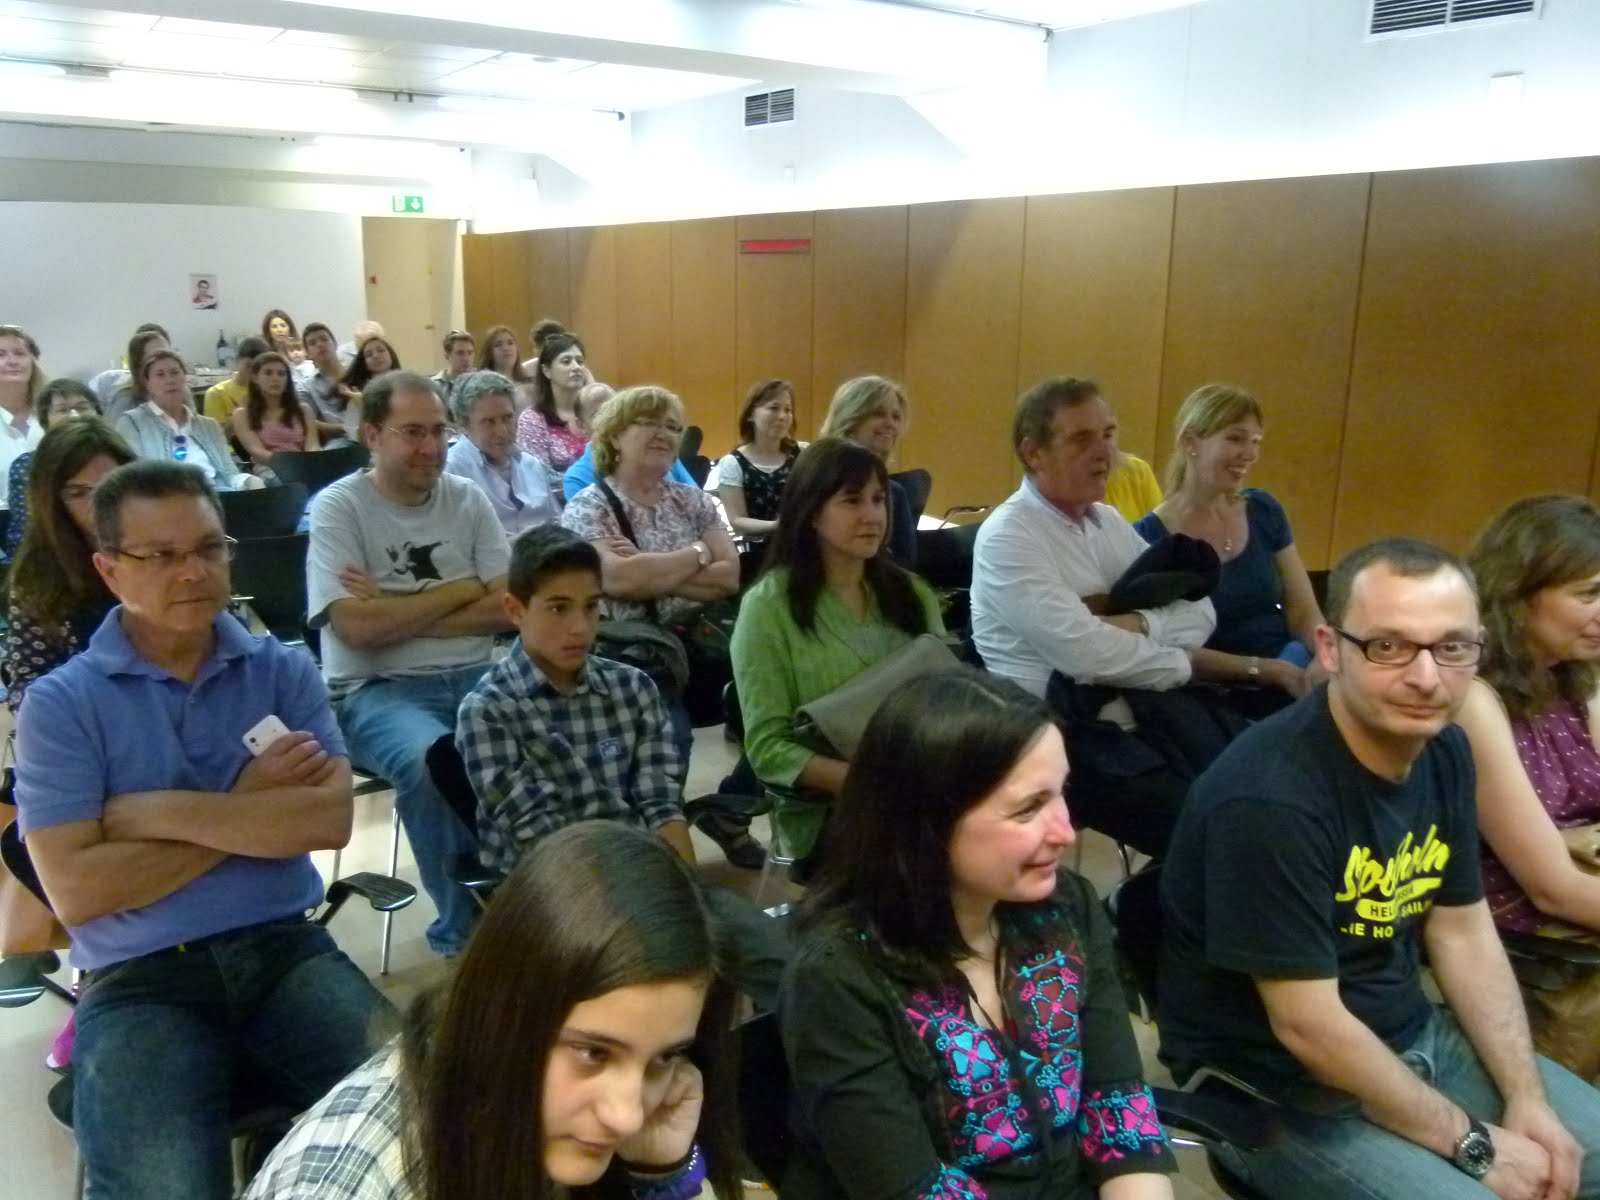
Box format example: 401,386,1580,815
0,0,757,111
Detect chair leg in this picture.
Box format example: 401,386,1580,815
380,804,400,976
1118,842,1134,879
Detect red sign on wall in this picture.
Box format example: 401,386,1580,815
739,238,812,254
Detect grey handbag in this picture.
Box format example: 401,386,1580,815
792,634,960,759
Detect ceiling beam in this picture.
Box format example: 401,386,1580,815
34,0,1048,95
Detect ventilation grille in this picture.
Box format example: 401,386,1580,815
1370,0,1538,36
744,88,796,128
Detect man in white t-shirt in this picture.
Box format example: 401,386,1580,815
307,371,512,955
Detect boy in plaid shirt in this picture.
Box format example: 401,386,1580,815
456,525,788,1004
457,524,690,872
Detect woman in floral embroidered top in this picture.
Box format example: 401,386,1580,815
1458,494,1600,1077
781,667,1176,1200
517,332,593,472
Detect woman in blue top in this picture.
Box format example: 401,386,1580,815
1133,384,1320,705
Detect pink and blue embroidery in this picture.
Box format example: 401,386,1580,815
1080,1085,1166,1161
904,941,1166,1175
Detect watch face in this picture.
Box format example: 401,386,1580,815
1456,1129,1494,1179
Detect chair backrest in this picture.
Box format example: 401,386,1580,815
230,532,309,644
888,468,933,521
269,443,369,497
219,482,308,540
686,454,712,487
679,424,705,461
1105,861,1165,1019
424,733,480,833
914,518,984,592
737,1012,793,1187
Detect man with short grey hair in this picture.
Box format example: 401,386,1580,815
445,370,562,536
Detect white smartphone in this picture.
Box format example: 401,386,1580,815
242,715,292,758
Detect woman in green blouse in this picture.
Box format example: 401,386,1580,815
730,437,944,853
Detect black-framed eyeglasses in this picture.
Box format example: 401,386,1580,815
108,536,237,571
1332,628,1483,668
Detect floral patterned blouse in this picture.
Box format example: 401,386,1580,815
780,873,1175,1199
5,596,111,712
515,407,588,473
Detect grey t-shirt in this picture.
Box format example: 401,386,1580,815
307,470,510,694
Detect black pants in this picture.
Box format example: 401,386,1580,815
1065,760,1187,858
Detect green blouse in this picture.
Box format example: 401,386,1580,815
731,567,946,788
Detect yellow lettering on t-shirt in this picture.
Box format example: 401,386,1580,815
1333,825,1451,936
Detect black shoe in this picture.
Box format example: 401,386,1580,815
694,811,768,870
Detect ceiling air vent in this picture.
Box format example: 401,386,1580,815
1370,0,1539,37
744,88,796,128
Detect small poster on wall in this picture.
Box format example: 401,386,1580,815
190,274,219,310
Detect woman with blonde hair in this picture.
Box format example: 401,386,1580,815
819,375,916,563
1458,494,1600,1077
0,324,48,491
1134,383,1319,707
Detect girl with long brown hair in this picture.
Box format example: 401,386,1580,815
245,821,744,1200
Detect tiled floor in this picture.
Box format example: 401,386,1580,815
0,723,1224,1199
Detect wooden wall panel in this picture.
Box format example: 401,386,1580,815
811,206,908,437
613,222,674,390
485,233,530,363
568,226,619,381
735,212,816,441
461,233,496,339
904,198,1027,516
1016,188,1175,462
523,229,571,351
669,217,739,455
1159,174,1370,569
1335,159,1600,559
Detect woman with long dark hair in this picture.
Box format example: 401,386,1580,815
729,437,944,855
1459,494,1600,1076
340,335,402,395
261,308,299,352
5,419,136,710
245,821,743,1200
478,323,536,412
232,349,319,471
517,332,591,472
782,668,1177,1199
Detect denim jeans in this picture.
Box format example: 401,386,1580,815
1212,1007,1600,1199
73,917,392,1200
337,664,491,955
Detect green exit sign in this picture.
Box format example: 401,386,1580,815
391,194,425,214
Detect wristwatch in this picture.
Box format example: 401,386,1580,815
690,539,711,568
1451,1117,1495,1180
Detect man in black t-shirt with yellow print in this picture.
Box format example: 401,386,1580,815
1160,537,1600,1200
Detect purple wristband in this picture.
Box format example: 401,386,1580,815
627,1142,706,1200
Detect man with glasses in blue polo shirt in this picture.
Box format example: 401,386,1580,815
307,370,512,957
14,460,389,1200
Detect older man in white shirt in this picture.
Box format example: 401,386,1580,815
444,371,562,537
973,376,1243,854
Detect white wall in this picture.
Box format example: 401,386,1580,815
501,0,1600,228
3,202,367,380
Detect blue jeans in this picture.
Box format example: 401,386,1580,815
1212,1007,1600,1199
74,917,391,1200
337,664,490,954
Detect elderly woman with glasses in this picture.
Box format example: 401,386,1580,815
114,349,261,492
4,378,104,559
560,387,739,755
444,370,563,536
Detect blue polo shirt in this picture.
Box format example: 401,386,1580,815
14,609,342,970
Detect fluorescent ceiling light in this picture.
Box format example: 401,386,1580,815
108,69,358,105
313,134,453,155
989,0,1205,29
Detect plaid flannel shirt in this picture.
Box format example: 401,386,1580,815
456,651,685,875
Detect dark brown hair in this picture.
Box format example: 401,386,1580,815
1011,376,1101,463
534,333,586,427
477,324,532,382
341,336,402,392
765,437,930,637
244,351,307,435
10,419,136,626
398,822,742,1200
1470,494,1600,721
737,379,799,450
260,308,298,343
